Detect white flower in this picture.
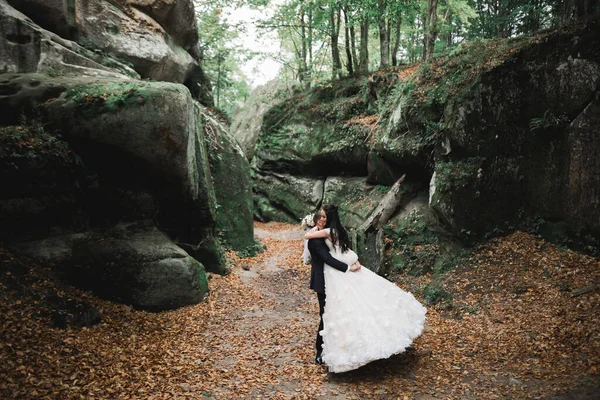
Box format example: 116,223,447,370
301,213,315,228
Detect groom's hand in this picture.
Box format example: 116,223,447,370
349,262,361,272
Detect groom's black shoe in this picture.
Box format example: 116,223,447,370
315,354,323,365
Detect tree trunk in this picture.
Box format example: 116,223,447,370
216,53,221,108
299,10,308,84
443,10,453,47
331,6,343,79
308,7,313,88
355,175,406,274
378,0,389,69
423,0,438,61
350,18,358,73
343,6,354,76
359,18,369,74
358,175,406,232
391,15,402,66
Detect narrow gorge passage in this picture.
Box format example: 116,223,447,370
178,221,427,399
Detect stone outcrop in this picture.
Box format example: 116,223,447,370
11,222,209,311
251,83,370,177
427,22,600,242
0,0,257,311
0,0,138,78
230,81,291,160
202,109,257,253
3,0,213,105
253,172,325,224
0,72,229,309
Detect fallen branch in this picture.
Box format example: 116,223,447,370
354,175,406,274
570,284,599,298
358,174,406,232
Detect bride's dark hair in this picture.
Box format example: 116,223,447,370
323,204,351,253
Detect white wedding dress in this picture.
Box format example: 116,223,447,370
320,231,427,373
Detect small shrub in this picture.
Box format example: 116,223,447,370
236,242,266,258
423,283,453,308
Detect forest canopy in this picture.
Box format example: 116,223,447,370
193,0,598,115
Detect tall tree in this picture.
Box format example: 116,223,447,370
423,0,439,60
378,0,390,68
343,5,355,75
358,17,370,73
330,3,344,79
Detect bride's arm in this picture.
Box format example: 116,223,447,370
304,229,329,240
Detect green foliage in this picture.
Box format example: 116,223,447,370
433,250,469,275
236,241,267,258
65,82,147,111
195,3,252,115
529,110,569,131
0,121,73,169
423,283,453,308
435,157,485,193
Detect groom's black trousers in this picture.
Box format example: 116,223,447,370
316,292,326,356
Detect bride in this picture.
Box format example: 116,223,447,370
305,204,427,373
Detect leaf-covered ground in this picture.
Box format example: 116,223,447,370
1,223,598,399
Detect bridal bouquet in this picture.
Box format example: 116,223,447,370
301,214,315,229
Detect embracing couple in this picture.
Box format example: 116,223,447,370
306,204,427,373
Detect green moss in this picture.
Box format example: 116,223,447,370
435,157,485,193
256,79,368,163
190,257,209,298
65,81,149,112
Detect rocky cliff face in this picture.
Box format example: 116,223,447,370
235,20,600,274
2,0,213,105
0,0,256,311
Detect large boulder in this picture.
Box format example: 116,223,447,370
230,81,290,160
4,0,213,104
382,194,460,276
428,23,600,240
71,223,207,311
124,0,198,51
252,79,370,176
0,0,138,78
322,176,387,230
68,224,208,312
253,171,324,223
0,72,227,273
8,222,209,311
72,0,193,83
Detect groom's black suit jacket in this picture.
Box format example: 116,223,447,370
308,237,349,294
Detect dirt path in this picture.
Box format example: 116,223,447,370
1,222,599,399
188,222,428,399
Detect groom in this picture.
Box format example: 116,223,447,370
307,208,360,365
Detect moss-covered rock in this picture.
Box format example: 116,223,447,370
253,79,371,176
378,21,600,245
253,171,324,223
202,108,257,254
322,176,387,230
0,73,229,303
66,222,209,311
383,194,461,277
